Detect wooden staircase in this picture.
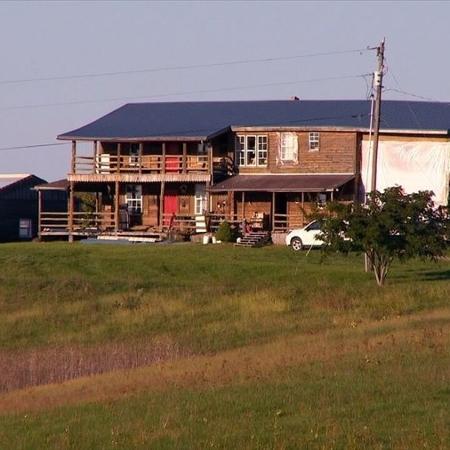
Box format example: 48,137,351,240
234,231,271,248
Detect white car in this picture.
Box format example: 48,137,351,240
285,220,324,251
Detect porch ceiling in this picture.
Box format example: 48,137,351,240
210,174,355,193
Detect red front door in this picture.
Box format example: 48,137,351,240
163,188,178,226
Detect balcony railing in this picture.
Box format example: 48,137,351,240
72,154,210,175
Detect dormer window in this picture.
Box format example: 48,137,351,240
309,132,320,151
236,135,267,167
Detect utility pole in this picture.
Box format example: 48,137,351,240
370,38,385,192
365,38,385,273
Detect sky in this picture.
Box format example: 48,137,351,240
0,1,449,181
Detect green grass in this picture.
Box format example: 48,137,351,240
0,242,448,352
0,242,449,449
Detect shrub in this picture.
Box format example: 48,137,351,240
215,221,233,242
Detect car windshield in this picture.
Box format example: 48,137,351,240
306,221,321,231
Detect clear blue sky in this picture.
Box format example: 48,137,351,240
0,1,449,180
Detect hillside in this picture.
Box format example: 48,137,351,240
0,243,448,449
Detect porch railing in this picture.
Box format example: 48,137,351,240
39,211,314,237
40,212,116,234
73,154,210,175
273,214,305,231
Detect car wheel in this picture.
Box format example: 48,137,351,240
290,237,303,251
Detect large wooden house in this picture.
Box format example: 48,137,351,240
41,100,450,240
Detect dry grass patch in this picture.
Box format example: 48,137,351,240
1,307,448,415
0,338,190,394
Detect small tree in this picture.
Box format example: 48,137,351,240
215,220,233,242
318,187,448,287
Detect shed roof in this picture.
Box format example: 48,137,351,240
34,179,69,191
0,174,32,191
210,174,355,193
58,100,450,141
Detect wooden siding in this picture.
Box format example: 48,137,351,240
236,131,357,174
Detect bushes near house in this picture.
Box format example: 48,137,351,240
215,220,234,242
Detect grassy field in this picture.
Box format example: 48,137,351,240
0,242,448,449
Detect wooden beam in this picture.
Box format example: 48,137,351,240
37,190,42,241
68,181,74,242
182,143,187,174
206,181,211,214
114,181,120,234
117,143,121,174
208,143,213,183
272,191,275,231
162,143,166,174
139,142,143,176
159,181,165,230
71,141,76,174
93,140,98,173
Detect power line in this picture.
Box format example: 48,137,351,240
383,87,437,102
0,73,371,111
0,48,372,86
0,110,370,152
0,143,68,152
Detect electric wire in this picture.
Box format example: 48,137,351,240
0,111,371,152
0,48,372,85
0,73,371,111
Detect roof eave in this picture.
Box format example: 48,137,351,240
230,125,450,136
57,135,208,142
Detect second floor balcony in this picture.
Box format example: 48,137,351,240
72,154,211,176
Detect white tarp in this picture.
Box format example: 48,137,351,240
361,139,450,206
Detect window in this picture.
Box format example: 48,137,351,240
19,219,32,239
236,135,268,167
125,184,142,213
309,132,320,151
280,132,298,163
195,184,207,215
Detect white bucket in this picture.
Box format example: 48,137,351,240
211,236,217,244
202,235,210,245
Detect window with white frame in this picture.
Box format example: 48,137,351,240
280,132,298,163
236,135,268,167
125,184,142,213
309,132,320,151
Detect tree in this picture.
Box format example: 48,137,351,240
317,187,448,287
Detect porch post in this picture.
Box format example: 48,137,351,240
37,189,42,241
241,191,245,220
159,181,165,230
68,181,74,242
208,143,213,178
139,142,143,175
182,142,187,174
206,181,211,215
301,192,305,226
162,142,166,174
228,191,233,220
117,143,121,174
114,180,120,234
71,140,76,174
331,190,334,202
271,191,275,232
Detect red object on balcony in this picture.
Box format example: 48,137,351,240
165,156,179,172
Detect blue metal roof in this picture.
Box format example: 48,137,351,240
58,100,450,140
